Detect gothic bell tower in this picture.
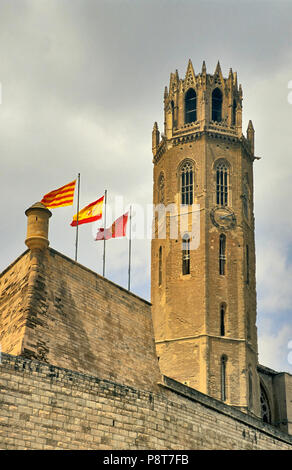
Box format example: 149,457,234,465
151,60,261,417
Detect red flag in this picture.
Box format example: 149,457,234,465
95,212,128,241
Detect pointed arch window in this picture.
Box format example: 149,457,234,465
212,88,222,122
159,246,162,286
185,88,197,124
181,161,194,205
216,161,229,206
171,100,176,127
171,100,174,116
182,234,190,275
220,303,226,336
219,234,226,275
221,355,227,402
260,385,272,424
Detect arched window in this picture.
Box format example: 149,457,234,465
185,88,197,124
182,234,190,275
159,246,162,286
216,161,228,206
181,161,194,205
219,234,226,275
212,88,222,122
221,355,227,401
220,303,226,336
246,244,249,285
158,173,165,204
260,385,272,424
248,367,253,409
232,99,237,126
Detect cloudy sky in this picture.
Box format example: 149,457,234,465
0,0,291,373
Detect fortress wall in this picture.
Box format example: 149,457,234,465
0,251,31,356
0,247,162,392
0,354,291,450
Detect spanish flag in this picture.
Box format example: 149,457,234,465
70,195,104,227
41,179,76,208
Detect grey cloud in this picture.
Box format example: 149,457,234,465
0,0,292,370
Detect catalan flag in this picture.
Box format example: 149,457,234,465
41,179,76,209
70,195,104,227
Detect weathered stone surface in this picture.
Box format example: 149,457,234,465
151,62,260,416
0,354,291,450
0,248,162,392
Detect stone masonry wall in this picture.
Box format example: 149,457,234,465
0,354,291,450
0,250,31,356
0,248,162,393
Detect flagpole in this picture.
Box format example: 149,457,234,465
75,173,80,262
103,189,107,277
128,205,132,291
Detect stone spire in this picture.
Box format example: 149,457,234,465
247,120,255,154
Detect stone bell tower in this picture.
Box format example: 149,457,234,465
151,60,261,417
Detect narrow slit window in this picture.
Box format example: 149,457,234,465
248,368,253,409
181,161,194,205
246,244,249,285
221,355,227,402
243,184,248,218
232,99,237,126
219,234,226,275
171,100,176,127
220,304,226,336
247,312,251,340
159,246,162,286
182,234,190,275
158,173,165,204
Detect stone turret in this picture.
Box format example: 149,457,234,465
25,202,52,251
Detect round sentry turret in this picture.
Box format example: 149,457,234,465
25,202,52,251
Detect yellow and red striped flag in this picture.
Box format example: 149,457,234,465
41,179,76,208
70,195,104,227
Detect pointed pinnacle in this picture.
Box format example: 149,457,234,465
153,122,158,131
186,59,195,78
247,120,254,131
202,60,206,74
215,60,222,75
